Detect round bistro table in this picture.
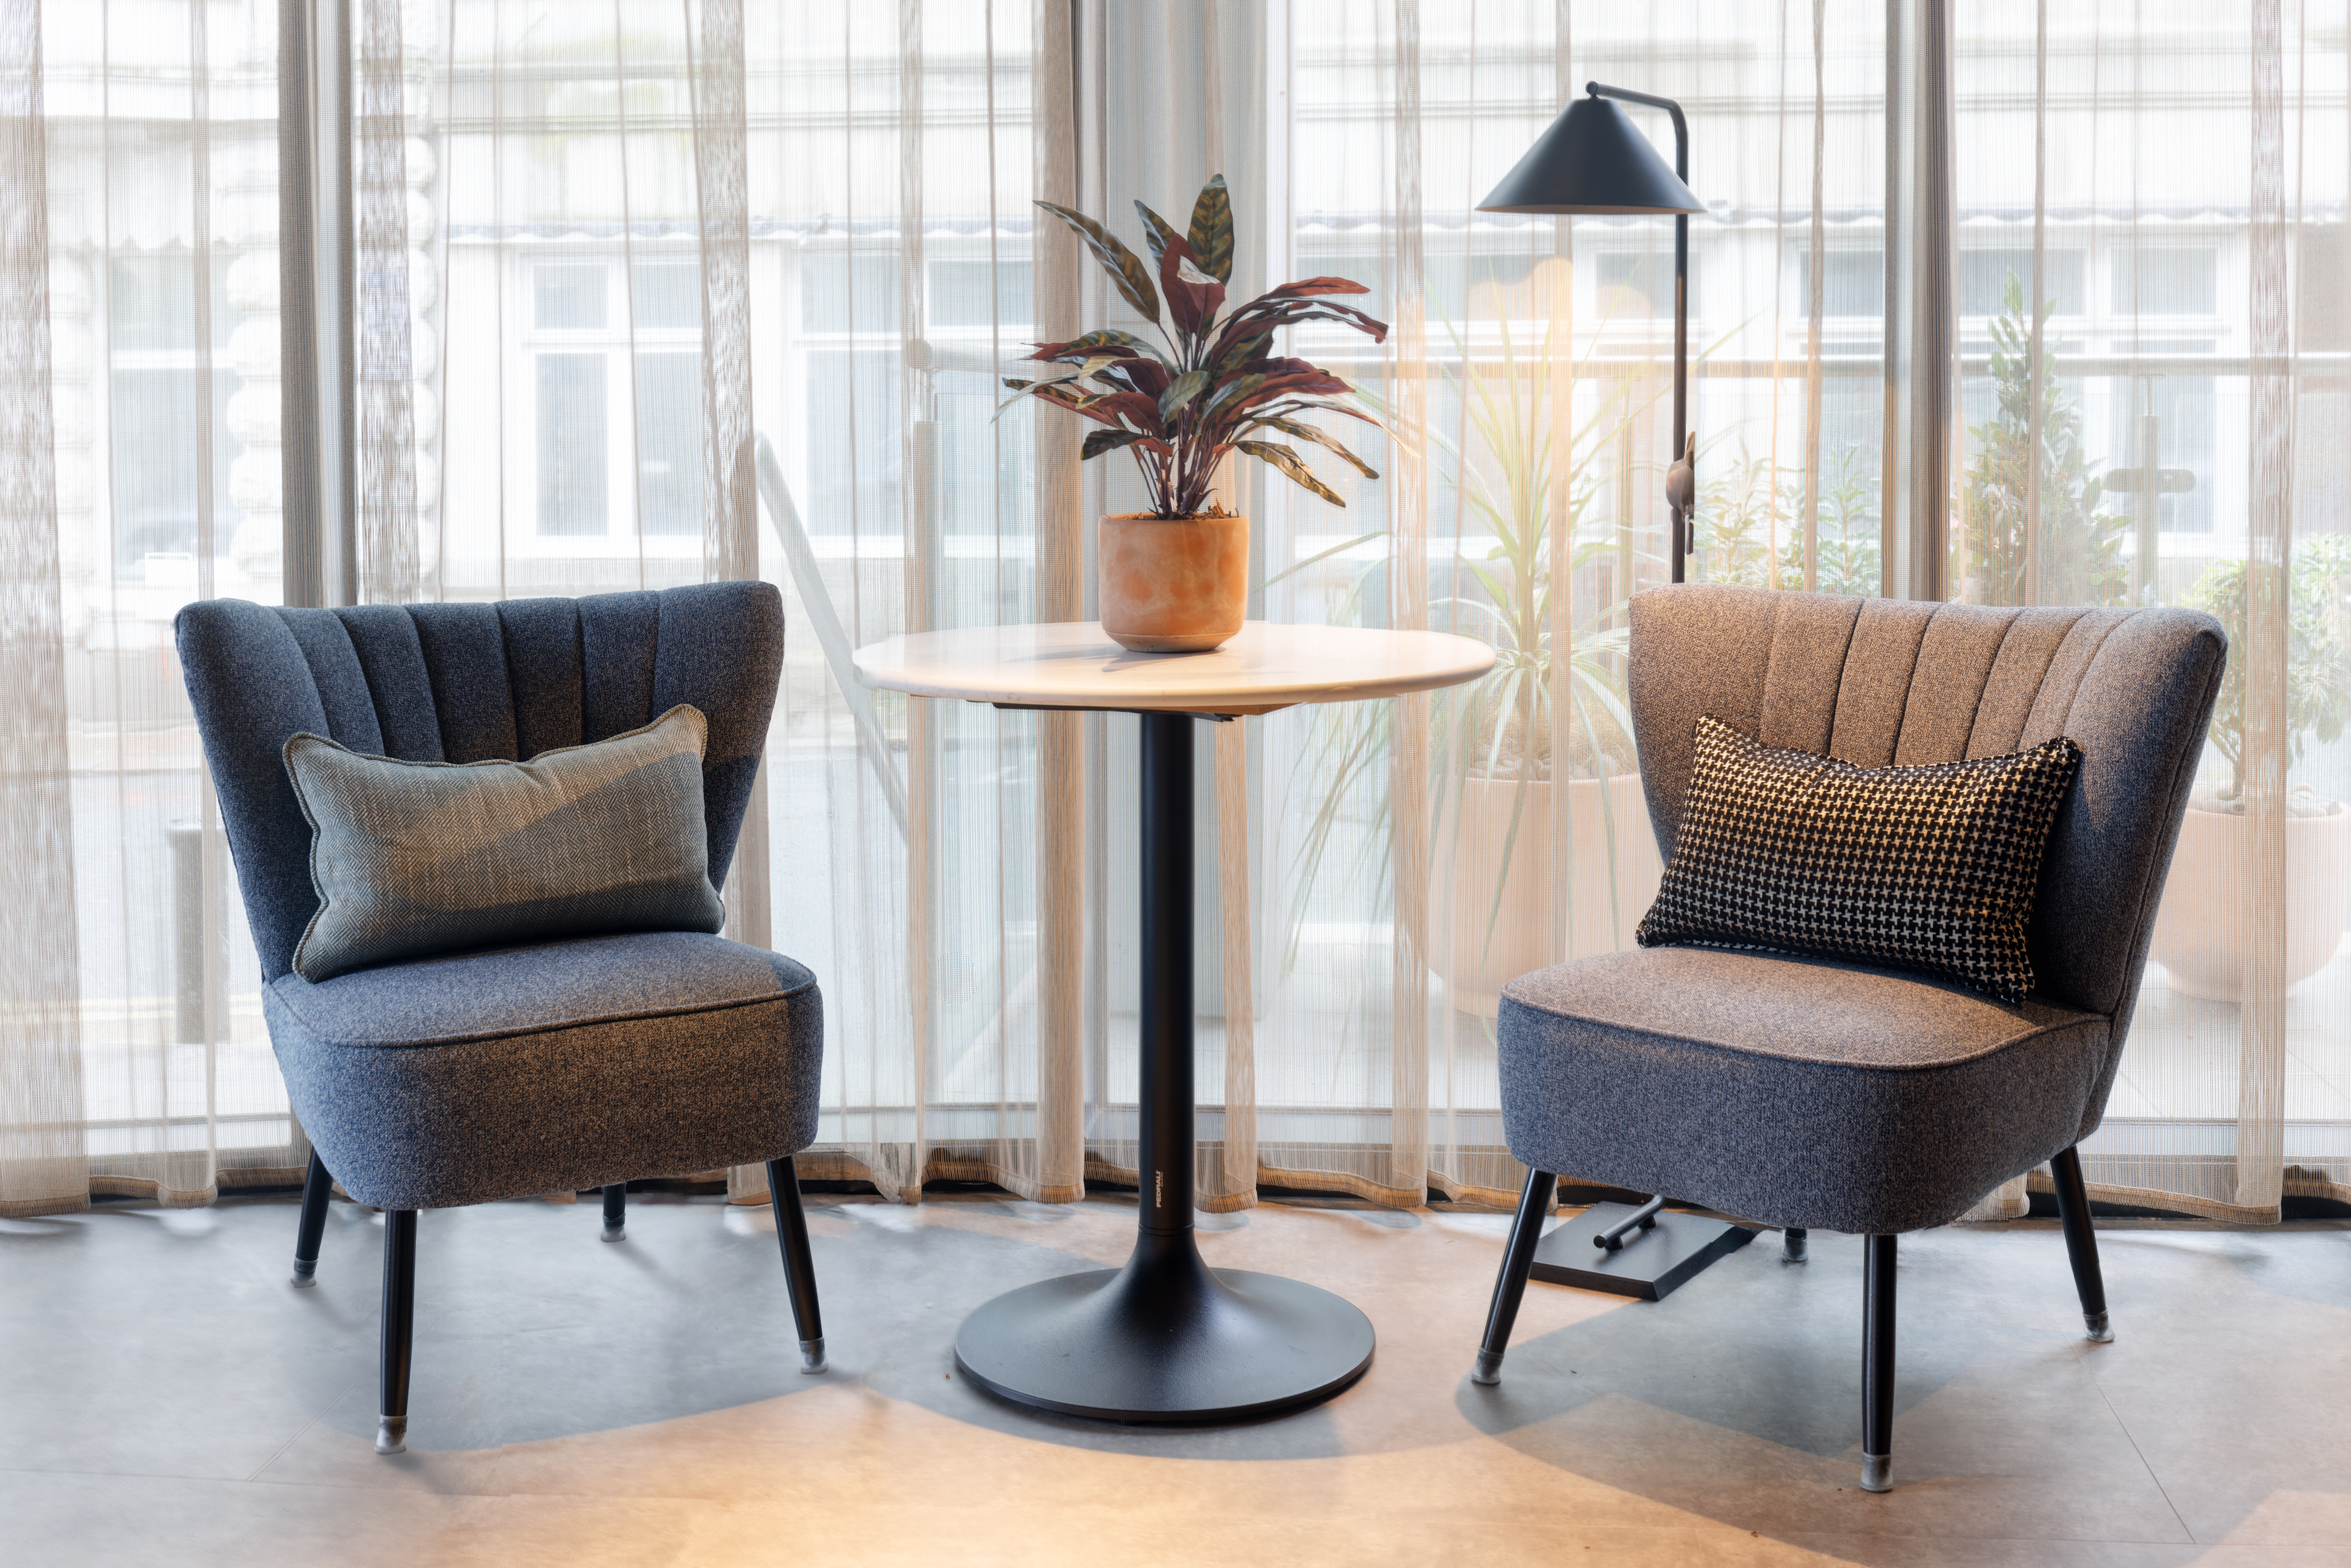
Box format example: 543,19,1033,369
852,620,1495,1423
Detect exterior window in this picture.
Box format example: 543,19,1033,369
634,352,701,536
535,352,608,537
631,261,701,330
1793,247,1886,319
2111,248,2218,317
1959,247,2087,316
1594,251,1668,318
928,259,1034,329
523,255,703,541
107,252,237,573
534,263,606,330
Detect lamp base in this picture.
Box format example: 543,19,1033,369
1528,1202,1757,1301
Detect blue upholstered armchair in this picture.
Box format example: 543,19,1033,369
174,582,829,1455
1472,586,2226,1493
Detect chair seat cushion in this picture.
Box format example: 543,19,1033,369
1498,946,2109,1233
263,931,822,1210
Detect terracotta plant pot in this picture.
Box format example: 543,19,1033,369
2147,800,2351,1001
1099,512,1249,653
1438,771,1662,1011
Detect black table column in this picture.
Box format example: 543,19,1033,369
951,710,1375,1422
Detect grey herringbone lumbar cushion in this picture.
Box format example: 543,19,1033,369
283,704,726,982
1636,714,2084,1004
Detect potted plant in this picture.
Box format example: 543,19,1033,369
1688,440,1883,597
2149,534,2351,999
1426,313,1664,1008
1961,272,2130,608
1008,175,1389,651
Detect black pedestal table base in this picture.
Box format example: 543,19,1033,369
953,708,1376,1423
954,1230,1374,1422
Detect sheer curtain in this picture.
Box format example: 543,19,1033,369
2,0,292,1217
1950,0,2351,1221
426,2,1057,1204
4,0,2344,1227
1249,0,1890,1206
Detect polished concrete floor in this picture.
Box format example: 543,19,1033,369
2,1191,2347,1567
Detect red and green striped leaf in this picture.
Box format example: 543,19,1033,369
1036,200,1160,324
1187,175,1235,284
1158,369,1211,426
1249,414,1380,478
1132,202,1182,272
1236,439,1347,508
1082,429,1154,461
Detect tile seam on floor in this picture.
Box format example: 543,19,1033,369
2095,1377,2199,1544
245,1404,332,1483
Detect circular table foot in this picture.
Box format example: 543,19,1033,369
954,1230,1374,1423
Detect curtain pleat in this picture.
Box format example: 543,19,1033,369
0,0,86,1218
355,0,417,605
1034,0,1088,1206
2239,0,2293,1216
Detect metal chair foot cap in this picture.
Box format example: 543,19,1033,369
291,1259,318,1286
1471,1348,1504,1386
2085,1311,2113,1343
1782,1233,1807,1262
601,1225,625,1243
1860,1453,1892,1493
799,1337,828,1374
374,1417,407,1456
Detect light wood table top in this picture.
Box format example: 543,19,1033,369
852,620,1496,716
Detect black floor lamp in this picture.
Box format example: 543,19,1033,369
1473,84,1761,1299
1478,82,1705,583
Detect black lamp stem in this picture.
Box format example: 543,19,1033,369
1590,82,1691,584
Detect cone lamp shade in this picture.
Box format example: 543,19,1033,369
1474,85,1704,582
1476,95,1701,215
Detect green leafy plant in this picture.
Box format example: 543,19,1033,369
1005,174,1391,518
1691,442,1792,590
1434,313,1644,786
1963,271,2128,607
1272,306,1663,979
1691,442,1882,597
1787,446,1883,597
2187,534,2351,809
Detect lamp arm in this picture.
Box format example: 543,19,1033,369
1588,82,1692,582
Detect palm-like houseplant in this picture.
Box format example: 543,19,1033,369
2150,534,2351,999
1429,313,1661,1004
1006,175,1390,650
1277,305,1665,1008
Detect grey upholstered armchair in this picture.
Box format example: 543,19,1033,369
175,582,829,1455
1472,585,2225,1493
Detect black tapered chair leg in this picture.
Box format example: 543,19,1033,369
291,1149,332,1286
376,1210,418,1455
1782,1226,1808,1262
1472,1167,1559,1386
601,1182,627,1242
2049,1146,2113,1342
765,1156,827,1373
1861,1232,1896,1492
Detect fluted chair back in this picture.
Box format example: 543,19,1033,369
1626,587,2226,1134
174,583,782,981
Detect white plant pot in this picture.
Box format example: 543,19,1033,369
2146,800,2351,1001
1438,771,1662,1012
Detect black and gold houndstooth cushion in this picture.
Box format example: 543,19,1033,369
283,703,725,982
1636,715,2084,1004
